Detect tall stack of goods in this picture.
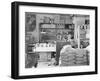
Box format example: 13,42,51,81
75,49,89,65
60,51,76,66
60,46,89,66
60,45,76,66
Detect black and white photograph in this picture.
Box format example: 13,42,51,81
11,1,97,79
25,12,90,68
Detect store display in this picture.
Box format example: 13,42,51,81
33,43,56,52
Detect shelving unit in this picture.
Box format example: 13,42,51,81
39,23,74,43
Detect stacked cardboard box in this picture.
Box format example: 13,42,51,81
60,49,89,66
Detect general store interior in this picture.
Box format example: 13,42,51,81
25,12,90,68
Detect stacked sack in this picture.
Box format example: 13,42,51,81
60,45,76,66
60,45,89,66
75,49,89,65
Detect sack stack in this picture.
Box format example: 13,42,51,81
60,51,76,66
75,49,89,65
60,49,89,66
